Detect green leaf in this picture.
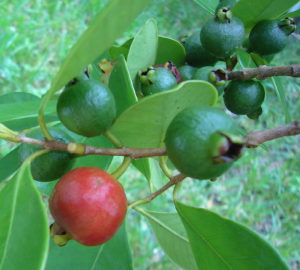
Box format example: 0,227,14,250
45,222,132,270
0,100,56,122
109,80,217,148
235,49,256,69
139,208,198,270
0,147,22,183
0,161,49,270
110,36,185,67
175,201,289,270
49,0,151,93
109,55,138,116
279,9,300,18
233,0,299,29
0,92,40,104
192,0,218,15
155,36,186,66
127,19,158,80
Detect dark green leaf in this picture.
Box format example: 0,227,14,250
109,55,138,116
127,19,158,80
109,80,217,148
233,0,299,29
45,222,132,270
0,162,49,270
139,209,198,270
155,36,186,66
175,201,289,270
0,147,22,183
192,0,218,15
49,0,151,93
235,49,256,69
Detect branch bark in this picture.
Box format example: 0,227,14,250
227,64,300,80
18,120,300,157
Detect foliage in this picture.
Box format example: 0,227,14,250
0,0,299,269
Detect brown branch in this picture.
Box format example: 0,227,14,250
227,64,300,80
18,120,300,158
128,173,186,207
245,120,300,147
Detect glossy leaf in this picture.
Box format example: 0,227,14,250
45,222,132,270
109,55,138,116
0,100,56,122
139,209,198,270
192,0,218,15
155,36,186,66
127,19,158,80
175,201,289,270
0,147,22,183
0,162,49,270
48,0,151,93
233,0,299,29
109,80,217,148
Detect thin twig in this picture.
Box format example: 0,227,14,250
227,64,300,80
17,120,300,157
245,120,300,147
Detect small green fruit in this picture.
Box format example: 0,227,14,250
18,129,75,182
249,18,296,56
183,30,218,67
223,80,265,115
57,80,116,137
165,106,244,180
200,7,245,59
178,65,196,81
139,67,177,96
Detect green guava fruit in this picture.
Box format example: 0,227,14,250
183,30,218,67
200,7,245,59
249,18,296,56
178,65,196,81
18,128,75,182
223,80,265,115
193,67,226,95
57,80,116,137
139,67,177,96
165,106,244,180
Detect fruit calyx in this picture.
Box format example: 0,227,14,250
211,131,244,164
209,69,227,86
139,67,156,86
216,7,233,23
50,222,72,247
278,17,296,35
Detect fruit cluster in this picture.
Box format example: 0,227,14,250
19,0,296,248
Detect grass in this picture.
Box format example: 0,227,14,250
1,0,300,269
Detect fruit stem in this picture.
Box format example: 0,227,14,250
0,124,20,143
111,156,132,180
38,88,57,140
159,156,173,178
104,130,123,148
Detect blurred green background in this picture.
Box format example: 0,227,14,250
0,0,299,269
